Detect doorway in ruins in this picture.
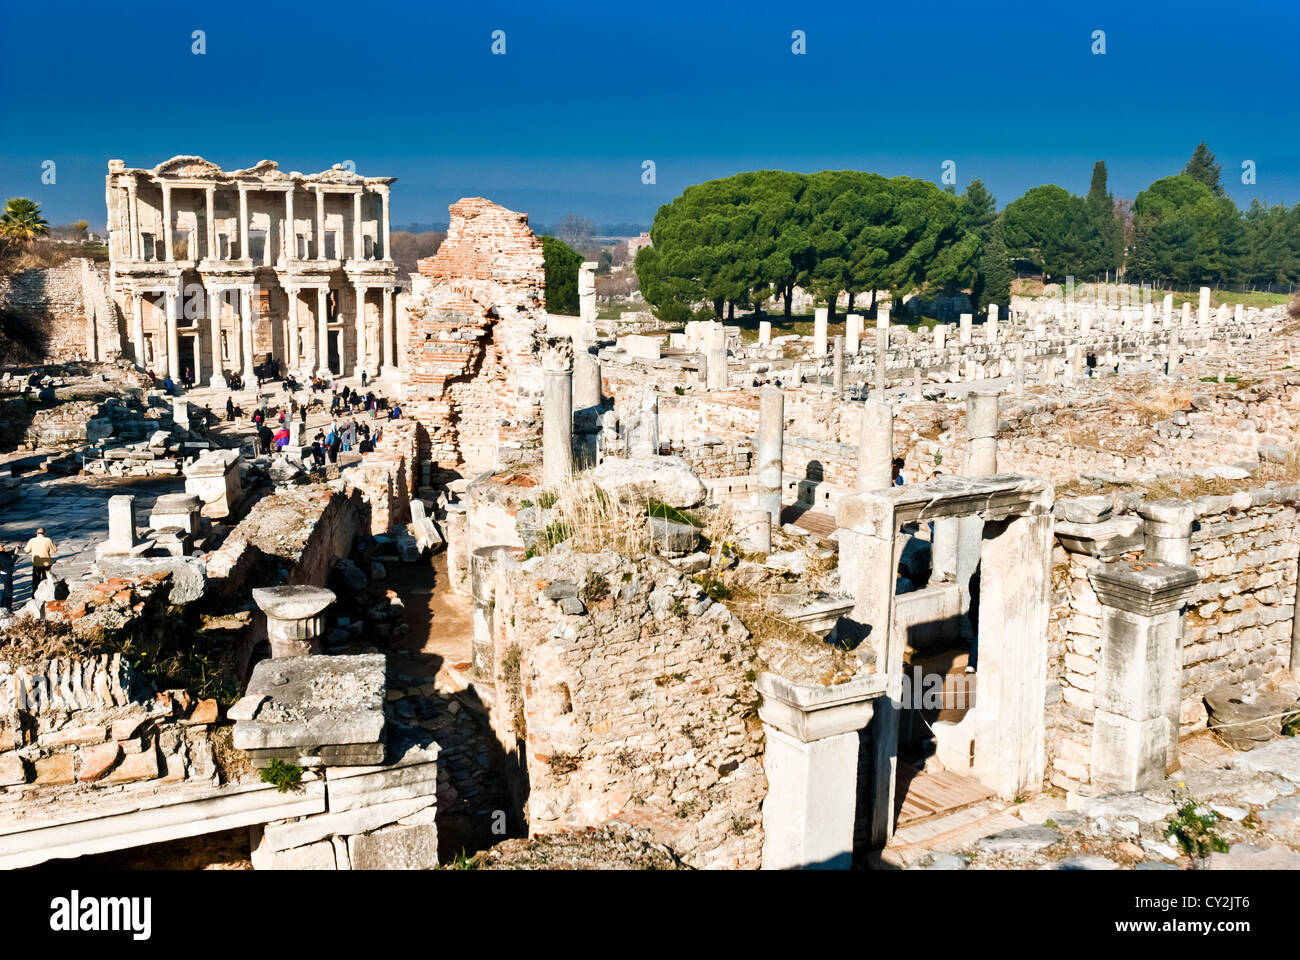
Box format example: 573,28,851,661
845,475,1053,848
177,335,197,382
326,330,341,375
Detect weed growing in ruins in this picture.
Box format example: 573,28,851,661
730,816,755,835
547,752,581,775
674,800,698,819
537,491,559,509
1165,800,1229,861
692,572,728,602
580,570,610,605
674,386,685,395
646,500,700,527
260,759,304,793
451,848,479,870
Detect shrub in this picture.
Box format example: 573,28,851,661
1165,800,1228,860
259,759,304,793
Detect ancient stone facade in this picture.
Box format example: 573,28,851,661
105,156,398,385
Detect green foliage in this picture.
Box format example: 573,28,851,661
1003,185,1107,279
1165,800,1229,858
524,520,572,558
1183,141,1224,197
1131,175,1243,284
0,197,50,245
580,569,609,605
536,491,558,509
646,500,700,527
541,235,583,315
976,221,1013,312
452,848,479,870
260,759,304,793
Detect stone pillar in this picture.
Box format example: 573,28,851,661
1198,286,1211,325
208,291,226,388
1165,331,1180,377
162,184,174,262
315,189,326,260
541,338,574,486
353,284,367,378
238,185,249,260
573,348,602,412
705,328,728,390
1143,301,1153,331
876,306,890,349
1070,344,1085,381
832,335,845,392
240,286,256,385
1181,301,1191,327
628,386,659,457
172,396,190,432
252,586,336,659
1234,302,1243,324
164,290,180,382
933,324,946,352
471,547,512,683
756,386,784,526
353,190,364,260
286,287,300,373
578,261,598,330
381,289,396,377
959,312,972,346
285,187,295,260
317,288,330,376
965,392,999,475
845,314,861,354
1087,562,1199,790
1163,293,1173,324
1014,343,1026,396
1138,500,1194,566
127,181,140,260
855,398,892,491
205,186,215,260
757,672,883,870
986,303,999,344
381,186,391,260
813,307,828,357
758,320,772,346
131,292,145,369
107,495,137,554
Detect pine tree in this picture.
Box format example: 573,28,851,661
1183,142,1224,197
1086,161,1123,274
978,220,1013,311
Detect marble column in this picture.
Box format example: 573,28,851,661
1198,286,1211,325
316,189,326,260
845,313,861,354
813,307,828,357
541,338,574,487
317,288,330,376
1014,343,1026,397
130,292,145,369
127,182,140,260
208,290,226,388
759,320,772,346
855,398,892,491
579,261,598,330
240,286,256,385
1165,331,1180,377
285,188,295,261
252,586,336,659
573,347,602,412
986,303,999,344
965,392,999,475
381,186,391,260
287,287,300,374
162,184,173,261
165,289,180,382
353,190,364,260
238,185,249,260
353,284,368,378
381,288,396,378
205,186,215,260
756,386,784,526
706,328,728,390
1088,562,1199,790
933,324,946,351
832,335,845,393
959,312,972,346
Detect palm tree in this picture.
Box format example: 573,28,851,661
0,198,50,244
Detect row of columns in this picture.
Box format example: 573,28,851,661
125,282,397,385
121,179,391,265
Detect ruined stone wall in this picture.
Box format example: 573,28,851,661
343,419,420,535
490,550,767,869
1180,487,1300,731
1044,548,1103,794
0,261,90,359
403,198,546,478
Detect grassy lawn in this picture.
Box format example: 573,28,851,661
1012,278,1291,310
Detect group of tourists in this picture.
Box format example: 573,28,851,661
0,529,59,613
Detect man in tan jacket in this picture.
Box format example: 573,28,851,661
24,527,57,591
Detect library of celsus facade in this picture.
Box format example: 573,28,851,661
104,156,399,385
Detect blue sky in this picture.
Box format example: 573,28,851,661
2,0,1297,231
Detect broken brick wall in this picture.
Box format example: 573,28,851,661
403,198,547,480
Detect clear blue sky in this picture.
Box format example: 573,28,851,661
2,0,1297,231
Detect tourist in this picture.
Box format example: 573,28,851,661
257,422,273,455
299,404,307,425
390,404,401,420
164,374,175,395
273,426,290,450
225,396,235,421
328,426,341,464
0,542,15,610
24,527,57,592
361,369,368,388
1086,351,1097,377
311,431,327,467
183,366,193,389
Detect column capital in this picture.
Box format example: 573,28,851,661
1087,560,1199,617
756,671,886,742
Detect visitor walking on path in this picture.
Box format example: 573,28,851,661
24,528,57,592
